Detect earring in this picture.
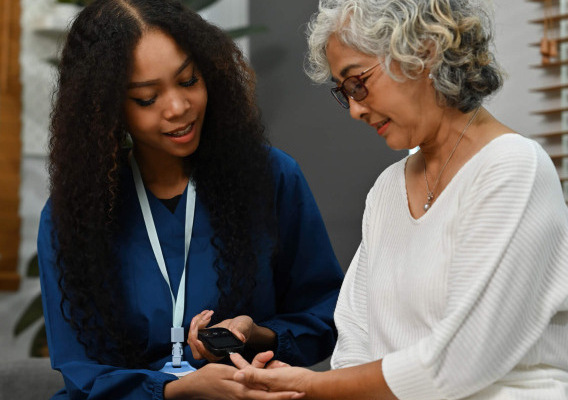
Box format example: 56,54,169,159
428,72,434,80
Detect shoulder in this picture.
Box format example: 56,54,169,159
461,134,566,211
472,134,556,183
39,198,54,230
367,156,408,203
267,147,306,190
267,147,301,175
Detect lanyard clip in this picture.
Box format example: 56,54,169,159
171,327,185,367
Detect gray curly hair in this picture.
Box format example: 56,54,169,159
306,0,503,112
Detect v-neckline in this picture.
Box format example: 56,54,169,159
402,133,517,222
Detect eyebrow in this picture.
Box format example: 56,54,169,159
127,57,194,89
330,63,364,84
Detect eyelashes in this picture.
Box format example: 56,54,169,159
132,76,200,107
180,76,199,88
134,97,157,107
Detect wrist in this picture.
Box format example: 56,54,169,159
249,323,277,351
301,369,319,398
163,379,184,399
163,369,204,399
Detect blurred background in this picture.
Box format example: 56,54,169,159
0,0,561,390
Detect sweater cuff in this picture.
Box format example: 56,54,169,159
382,344,441,400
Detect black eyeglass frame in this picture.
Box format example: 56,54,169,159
330,62,381,109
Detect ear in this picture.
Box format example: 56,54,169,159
421,39,439,80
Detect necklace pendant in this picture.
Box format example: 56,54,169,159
424,192,434,212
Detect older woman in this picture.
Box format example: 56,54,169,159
231,0,568,399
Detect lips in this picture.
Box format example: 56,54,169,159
164,122,194,138
374,118,391,136
376,118,390,130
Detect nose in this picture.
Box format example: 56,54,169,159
348,98,369,121
163,90,190,120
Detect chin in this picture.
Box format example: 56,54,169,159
384,138,407,151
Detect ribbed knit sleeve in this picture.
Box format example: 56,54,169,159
331,182,382,369
330,186,375,368
382,137,568,399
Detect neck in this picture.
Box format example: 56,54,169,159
420,107,483,172
132,147,189,199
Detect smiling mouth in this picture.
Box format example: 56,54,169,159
376,118,390,130
164,123,194,138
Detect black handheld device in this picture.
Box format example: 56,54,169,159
197,327,245,357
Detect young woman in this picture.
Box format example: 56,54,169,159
232,0,568,398
38,0,343,399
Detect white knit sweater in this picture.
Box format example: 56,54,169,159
331,134,568,399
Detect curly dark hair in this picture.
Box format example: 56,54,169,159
49,0,274,367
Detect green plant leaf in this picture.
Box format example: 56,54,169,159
13,294,43,337
226,25,268,39
30,324,49,358
27,254,39,277
180,0,220,11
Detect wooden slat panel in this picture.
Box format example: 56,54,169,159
530,59,568,68
529,36,568,47
532,130,568,138
530,13,568,24
0,0,22,291
531,106,568,115
549,153,568,161
0,273,20,291
530,83,568,92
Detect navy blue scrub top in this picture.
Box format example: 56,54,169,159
38,147,344,400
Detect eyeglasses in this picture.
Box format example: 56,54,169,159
331,62,381,109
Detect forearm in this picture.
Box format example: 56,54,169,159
163,369,209,399
306,361,397,400
164,379,185,399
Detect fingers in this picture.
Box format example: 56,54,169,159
187,310,221,362
229,353,250,369
230,352,250,369
245,389,306,400
266,359,290,369
251,351,275,368
230,351,276,370
230,365,305,399
234,367,261,386
213,315,253,343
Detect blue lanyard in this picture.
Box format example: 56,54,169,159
129,152,196,365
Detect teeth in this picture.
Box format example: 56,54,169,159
377,119,390,129
167,123,193,137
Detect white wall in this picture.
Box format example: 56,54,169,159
487,1,542,135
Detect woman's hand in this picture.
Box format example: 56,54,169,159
213,314,255,343
187,311,254,362
233,351,291,371
164,362,305,400
230,352,309,397
188,311,276,362
187,310,223,362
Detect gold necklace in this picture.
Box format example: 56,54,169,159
422,107,480,212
